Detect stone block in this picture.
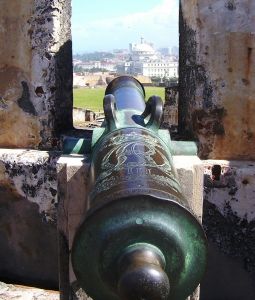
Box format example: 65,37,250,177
0,281,59,300
173,156,204,300
201,160,255,300
161,86,178,132
179,0,255,159
0,0,73,150
173,155,204,221
57,155,90,300
0,148,60,288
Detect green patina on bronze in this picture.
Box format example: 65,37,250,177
71,76,207,300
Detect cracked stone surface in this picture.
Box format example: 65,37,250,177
0,282,59,300
179,0,255,159
0,0,73,150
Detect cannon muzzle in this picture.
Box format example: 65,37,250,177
71,76,207,300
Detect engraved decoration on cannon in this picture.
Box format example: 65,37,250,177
70,76,207,300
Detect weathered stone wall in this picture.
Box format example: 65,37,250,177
0,281,59,300
201,160,255,300
180,1,255,299
0,0,73,150
161,85,178,132
0,0,73,290
0,149,60,288
179,0,255,160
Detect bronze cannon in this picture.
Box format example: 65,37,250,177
70,76,207,300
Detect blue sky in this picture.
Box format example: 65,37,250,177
71,0,179,54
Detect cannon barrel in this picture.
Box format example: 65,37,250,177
105,75,146,111
71,76,207,300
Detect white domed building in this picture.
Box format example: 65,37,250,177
117,39,178,79
129,39,159,61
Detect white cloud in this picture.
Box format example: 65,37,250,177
72,0,179,52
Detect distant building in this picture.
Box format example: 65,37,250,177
77,61,101,70
134,61,178,78
171,46,179,56
73,59,83,66
100,61,116,72
158,47,170,56
75,60,116,72
117,39,178,79
129,39,158,61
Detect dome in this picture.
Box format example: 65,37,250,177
132,43,155,54
129,41,159,61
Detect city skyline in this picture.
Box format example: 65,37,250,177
72,0,179,54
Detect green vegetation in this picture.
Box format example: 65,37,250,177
73,86,165,111
144,87,165,101
73,87,105,111
73,66,108,73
